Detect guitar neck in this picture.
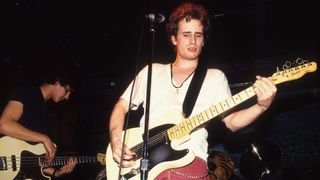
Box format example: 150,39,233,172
167,61,317,141
167,86,255,140
40,156,97,167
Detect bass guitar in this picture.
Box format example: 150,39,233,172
106,61,317,180
0,136,105,180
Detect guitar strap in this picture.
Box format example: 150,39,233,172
182,62,207,118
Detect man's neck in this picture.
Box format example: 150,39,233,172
172,58,198,69
39,83,52,101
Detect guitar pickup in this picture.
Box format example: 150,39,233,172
0,156,7,170
11,155,17,171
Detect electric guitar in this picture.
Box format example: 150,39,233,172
106,62,317,180
0,136,106,180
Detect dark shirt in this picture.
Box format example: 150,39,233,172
10,85,48,134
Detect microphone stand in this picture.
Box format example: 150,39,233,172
140,17,157,180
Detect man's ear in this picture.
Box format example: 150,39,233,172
171,35,177,45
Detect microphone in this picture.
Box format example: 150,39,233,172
145,13,165,23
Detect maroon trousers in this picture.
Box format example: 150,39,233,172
155,156,209,180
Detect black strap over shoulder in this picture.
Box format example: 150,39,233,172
182,62,207,118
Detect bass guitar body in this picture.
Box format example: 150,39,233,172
0,136,50,180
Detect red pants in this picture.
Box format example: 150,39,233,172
155,156,209,180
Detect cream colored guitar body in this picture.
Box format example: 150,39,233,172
0,136,50,180
0,136,106,180
106,109,195,180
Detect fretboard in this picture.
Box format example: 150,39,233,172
167,86,256,140
40,156,97,167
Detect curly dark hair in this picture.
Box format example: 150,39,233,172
166,2,210,41
40,61,78,89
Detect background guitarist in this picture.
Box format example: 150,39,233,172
108,2,277,180
0,63,77,179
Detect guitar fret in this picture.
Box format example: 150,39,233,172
245,87,255,97
189,117,195,128
186,119,193,131
197,114,204,124
226,97,235,108
167,128,173,139
215,104,223,114
200,112,207,122
239,90,250,101
174,126,180,136
220,101,229,111
179,123,186,134
204,110,210,121
194,116,200,126
204,109,212,120
168,128,175,139
232,94,242,104
192,116,197,127
209,106,218,117
169,127,176,140
182,121,189,133
79,157,84,163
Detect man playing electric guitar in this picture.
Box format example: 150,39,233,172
0,63,77,179
108,2,277,180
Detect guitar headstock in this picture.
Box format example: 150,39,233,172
270,62,317,85
97,153,106,165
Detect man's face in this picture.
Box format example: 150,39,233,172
52,82,72,102
171,18,204,61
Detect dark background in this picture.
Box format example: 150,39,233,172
1,0,319,179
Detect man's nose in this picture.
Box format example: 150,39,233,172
191,36,196,44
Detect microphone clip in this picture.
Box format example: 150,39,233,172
145,13,165,24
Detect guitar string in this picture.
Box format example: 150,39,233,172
3,63,312,169
130,118,197,154
6,122,193,168
132,96,242,153
4,157,96,167
130,131,166,154
5,125,190,168
141,116,197,149
131,130,177,155
5,130,189,170
5,156,96,160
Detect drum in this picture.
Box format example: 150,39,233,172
207,149,235,180
95,168,107,180
239,141,281,180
